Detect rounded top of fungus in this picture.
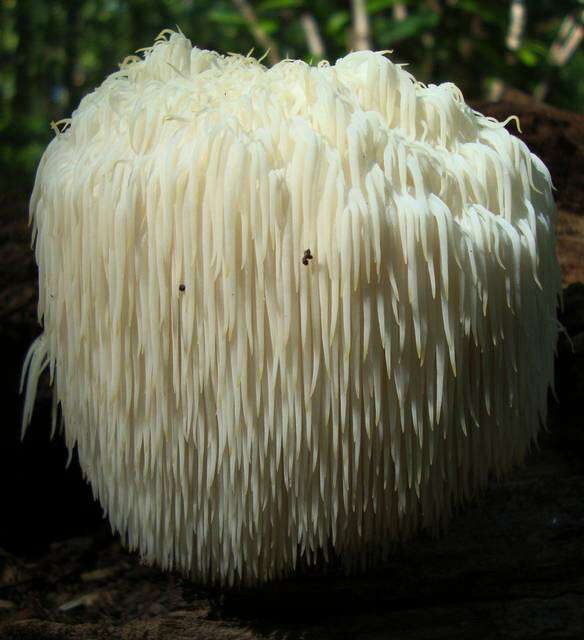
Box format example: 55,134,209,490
41,30,553,234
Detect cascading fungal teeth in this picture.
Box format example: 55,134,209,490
21,29,560,587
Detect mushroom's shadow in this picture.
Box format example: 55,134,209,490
180,401,584,637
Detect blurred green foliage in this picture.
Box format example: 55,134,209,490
1,0,582,192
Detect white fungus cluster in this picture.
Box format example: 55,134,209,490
22,30,560,586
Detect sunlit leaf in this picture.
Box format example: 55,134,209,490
259,19,278,35
517,47,538,66
208,9,246,26
366,0,398,13
256,0,304,12
326,10,350,36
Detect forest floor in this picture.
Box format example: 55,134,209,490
0,95,583,640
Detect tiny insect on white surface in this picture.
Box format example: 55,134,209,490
21,29,560,587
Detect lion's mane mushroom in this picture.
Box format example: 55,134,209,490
22,30,560,586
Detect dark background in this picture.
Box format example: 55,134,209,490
1,0,583,192
1,1,584,638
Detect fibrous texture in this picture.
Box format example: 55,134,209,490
22,30,560,586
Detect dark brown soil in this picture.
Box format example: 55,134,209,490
1,96,583,640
